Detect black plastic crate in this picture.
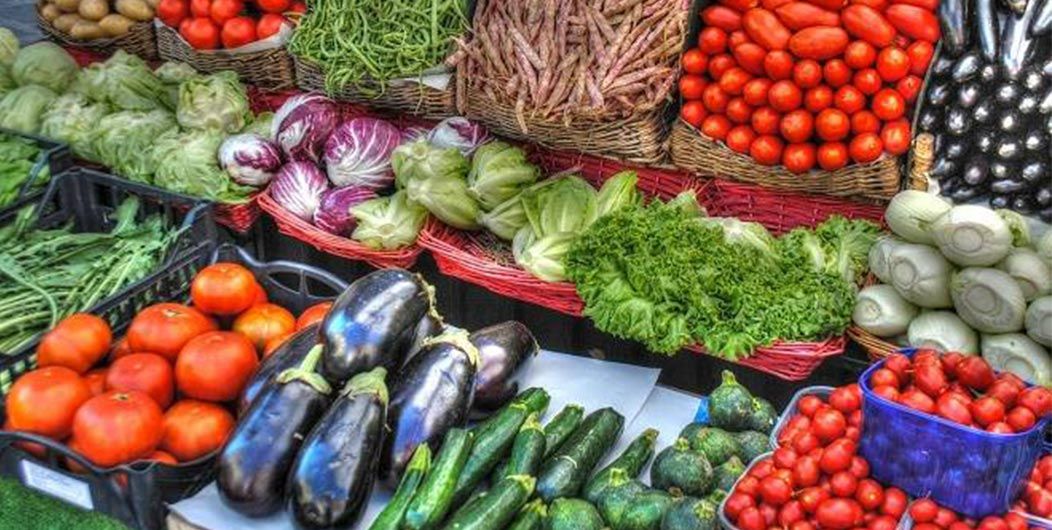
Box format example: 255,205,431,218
0,128,73,218
0,243,348,530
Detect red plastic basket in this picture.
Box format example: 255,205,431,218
258,189,423,269
213,196,262,234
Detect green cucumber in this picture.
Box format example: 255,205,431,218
503,413,546,477
452,389,550,505
708,371,754,431
619,489,674,530
661,496,719,530
682,427,740,467
583,428,659,504
651,437,714,497
546,498,604,530
542,404,584,458
469,388,551,440
734,431,769,463
404,429,474,530
599,473,648,528
508,499,547,530
713,456,745,492
536,407,624,502
368,444,431,530
747,397,778,434
441,475,536,530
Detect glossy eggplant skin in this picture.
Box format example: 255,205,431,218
939,0,970,55
287,368,389,530
1001,0,1039,79
238,324,320,415
977,0,1000,61
320,269,434,383
380,332,478,489
1032,0,1051,33
402,312,446,367
217,348,333,518
469,321,540,414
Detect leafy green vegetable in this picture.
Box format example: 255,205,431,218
350,190,428,250
242,111,274,139
520,175,597,238
90,109,177,182
151,129,255,202
10,42,77,93
478,193,528,241
780,216,882,284
0,84,57,134
467,141,539,210
0,28,18,66
596,171,642,218
176,71,251,133
0,65,15,98
154,61,200,108
394,138,479,229
0,133,47,208
513,228,577,282
71,51,168,111
40,93,110,159
566,198,873,358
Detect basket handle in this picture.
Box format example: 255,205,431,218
211,244,349,302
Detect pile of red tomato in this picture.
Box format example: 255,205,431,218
727,383,910,530
678,0,939,173
2,262,330,470
909,498,1034,530
156,0,302,50
1016,456,1052,519
867,350,1052,434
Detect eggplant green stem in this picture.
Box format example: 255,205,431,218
276,344,332,394
342,366,389,405
421,328,480,367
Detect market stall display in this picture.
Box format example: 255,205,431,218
920,0,1052,220
35,0,158,60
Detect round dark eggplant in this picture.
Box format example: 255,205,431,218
287,367,389,530
238,324,320,415
380,330,479,488
996,84,1021,105
939,177,959,195
1023,70,1045,93
1011,195,1036,214
928,83,952,106
1035,187,1052,206
1039,90,1052,114
931,158,959,179
217,346,333,518
919,110,942,131
990,161,1014,180
468,321,540,414
945,107,971,136
996,138,1024,160
1022,161,1048,182
962,158,989,185
320,269,435,383
402,312,447,367
974,101,996,124
958,83,982,108
999,111,1023,133
991,179,1028,193
1019,95,1039,115
1025,131,1048,151
980,64,1000,82
933,57,956,76
951,53,981,82
942,139,967,160
951,186,980,201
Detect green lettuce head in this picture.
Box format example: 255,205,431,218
40,92,110,159
242,111,274,139
595,170,642,219
350,190,428,250
666,190,707,217
72,51,168,111
11,42,77,93
467,141,539,210
513,227,577,282
151,129,255,202
521,175,598,237
701,217,778,261
392,138,470,189
0,28,18,66
0,65,17,98
176,71,251,133
478,194,528,241
90,109,177,182
0,84,58,134
404,166,480,230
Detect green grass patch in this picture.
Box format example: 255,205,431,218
0,477,127,530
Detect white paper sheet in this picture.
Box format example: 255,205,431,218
169,350,663,530
601,386,704,480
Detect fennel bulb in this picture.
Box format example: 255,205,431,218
888,243,954,308
907,310,978,353
853,285,918,337
997,248,1052,301
981,333,1052,385
1027,296,1052,347
951,267,1027,333
884,190,950,244
930,205,1013,266
868,236,902,284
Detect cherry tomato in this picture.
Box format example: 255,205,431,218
830,471,858,497
782,143,816,173
819,438,857,474
816,142,848,170
719,68,752,95
709,54,737,79
934,508,959,528
956,357,995,391
881,488,908,518
936,392,974,425
871,89,905,120
884,353,911,379
848,132,882,163
869,515,898,530
680,100,709,127
764,50,795,80
779,501,806,527
829,386,861,413
793,431,821,454
844,41,876,69
852,69,882,95
702,115,733,140
1008,406,1037,432
288,1,305,12
870,368,900,389
793,60,823,88
682,48,710,74
189,0,210,17
823,60,852,88
798,395,825,417
834,86,866,113
768,80,802,112
804,86,833,112
877,119,910,156
702,84,730,113
680,74,708,100
855,479,885,511
816,108,850,141
899,388,936,413
726,125,757,154
871,384,900,402
699,27,729,54
848,455,870,479
761,475,794,506
876,47,910,82
906,41,934,76
750,135,785,165
737,507,766,530
798,486,829,514
752,107,782,134
742,78,773,106
725,492,756,520
737,475,760,496
894,75,922,104
726,98,754,123
1017,386,1052,417
910,500,939,523
851,110,881,134
780,110,814,143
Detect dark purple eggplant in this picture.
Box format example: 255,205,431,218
991,195,1012,208
1019,95,1040,114
991,179,1028,193
1032,0,1051,34
951,186,981,201
1021,160,1048,181
1001,0,1039,79
996,137,1024,160
933,56,957,76
999,111,1023,133
996,83,1022,104
238,324,320,415
939,0,970,55
977,131,997,153
1011,195,1036,213
943,139,968,160
952,53,982,82
957,83,983,108
931,158,960,178
468,321,539,415
919,109,942,131
217,346,333,518
946,107,971,135
403,312,447,367
974,101,996,124
928,83,952,106
320,269,435,383
1043,59,1052,76
977,0,1000,61
1035,187,1052,206
1040,89,1052,113
1025,130,1048,151
380,330,479,488
990,160,1014,179
962,158,990,185
981,63,1000,82
287,367,389,530
1023,70,1046,92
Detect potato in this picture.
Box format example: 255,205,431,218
115,0,153,21
40,3,63,21
98,13,134,36
52,13,83,32
142,0,159,9
77,0,109,21
70,20,106,39
53,0,80,13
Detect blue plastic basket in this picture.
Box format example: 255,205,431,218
859,348,1049,519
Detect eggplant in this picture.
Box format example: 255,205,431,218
380,330,479,488
1021,160,1048,181
990,161,1014,179
962,158,990,185
1035,187,1052,206
991,195,1012,208
320,269,435,383
977,131,997,153
1019,95,1040,114
981,63,1001,82
468,321,540,415
952,53,982,82
933,56,957,76
974,101,996,124
1025,130,1048,151
1044,59,1052,76
931,158,960,179
996,137,1024,160
287,367,389,530
1040,89,1052,114
1001,0,1040,79
919,109,942,131
1023,70,1046,92
1011,195,1036,213
957,83,983,108
928,83,952,106
946,107,972,136
217,346,333,518
238,324,320,415
1032,0,1052,34
996,83,1022,104
403,312,447,367
977,0,1001,61
951,186,981,201
999,111,1023,133
943,139,968,160
1003,0,1028,14
939,0,970,55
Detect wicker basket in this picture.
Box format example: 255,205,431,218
257,190,424,269
36,3,157,60
294,57,456,120
213,196,262,234
156,24,295,91
686,338,848,381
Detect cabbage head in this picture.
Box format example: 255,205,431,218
151,129,255,202
242,111,274,139
0,65,15,98
466,141,538,210
350,190,428,250
0,84,58,134
40,93,110,159
71,51,168,111
11,42,77,93
0,28,18,66
521,175,598,238
176,71,251,133
90,110,177,182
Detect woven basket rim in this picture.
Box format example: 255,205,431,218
36,3,153,47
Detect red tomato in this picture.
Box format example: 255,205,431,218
896,75,923,103
1008,406,1037,432
175,331,259,403
834,86,866,113
209,0,242,25
761,475,794,506
820,438,857,474
157,0,189,27
742,78,773,106
815,108,850,141
681,100,709,127
72,391,164,467
764,50,795,80
804,86,833,112
851,110,881,134
782,143,816,173
752,107,782,134
798,486,829,514
737,506,766,530
844,41,876,69
702,115,734,140
288,1,305,12
855,479,885,511
127,303,217,362
720,68,753,95
773,446,799,468
791,455,821,487
798,395,825,417
181,17,220,50
849,131,883,162
84,368,107,397
192,263,259,316
871,89,905,120
699,27,729,54
817,142,848,170
869,515,898,530
936,393,974,425
190,0,210,17
823,60,852,88
682,48,709,75
680,75,708,100
793,60,823,88
768,80,802,112
703,84,730,113
880,119,911,155
884,353,911,379
793,431,821,454
876,47,910,82
780,110,814,143
37,314,112,374
906,41,933,76
909,499,939,523
6,367,92,439
1017,387,1052,417
985,380,1020,409
934,508,959,528
726,126,757,154
233,303,296,352
750,135,784,165
725,493,756,520
852,68,882,95
160,399,235,461
144,450,178,465
779,501,806,527
830,471,858,497
870,368,900,388
881,488,908,518
262,333,291,358
956,356,995,391
105,353,175,409
899,388,936,413
255,0,289,12
221,16,256,48
726,98,754,123
709,54,737,78
871,383,900,402
816,498,863,530
829,386,861,413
